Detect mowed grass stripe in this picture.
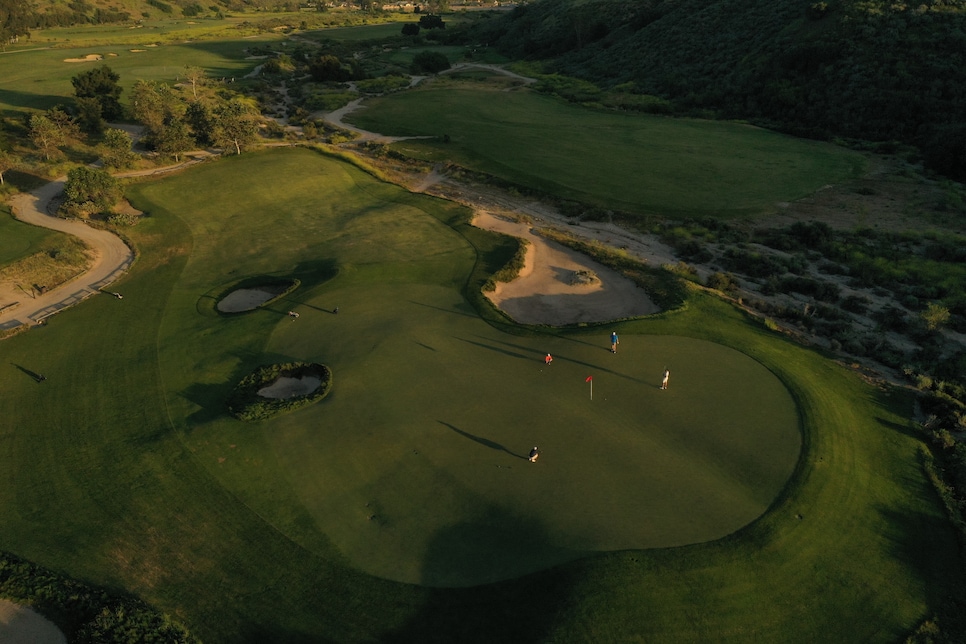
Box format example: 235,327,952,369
349,86,863,217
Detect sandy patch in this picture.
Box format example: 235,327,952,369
257,376,321,399
0,599,66,644
63,53,102,62
216,287,281,313
473,212,659,325
129,49,147,52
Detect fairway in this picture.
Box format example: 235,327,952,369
135,147,799,585
0,40,259,114
0,147,958,643
347,86,863,217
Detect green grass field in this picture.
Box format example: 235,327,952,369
347,85,864,218
0,39,264,115
0,147,959,642
0,206,65,269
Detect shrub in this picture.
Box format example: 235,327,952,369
483,238,528,292
706,271,737,292
410,51,451,75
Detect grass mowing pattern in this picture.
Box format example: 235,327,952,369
0,148,958,642
349,85,864,218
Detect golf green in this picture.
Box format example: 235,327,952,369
135,147,800,586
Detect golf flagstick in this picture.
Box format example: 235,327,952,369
586,375,593,400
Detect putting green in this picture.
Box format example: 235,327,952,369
138,148,800,587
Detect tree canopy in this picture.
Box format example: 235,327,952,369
72,65,124,121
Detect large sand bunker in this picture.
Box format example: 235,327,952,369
63,54,103,62
257,376,322,399
473,212,659,325
0,600,66,644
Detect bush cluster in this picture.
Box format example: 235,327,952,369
482,238,528,292
0,551,198,643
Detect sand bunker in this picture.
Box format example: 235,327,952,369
217,286,285,313
129,49,147,52
257,376,321,399
0,600,66,644
473,212,659,325
63,54,103,62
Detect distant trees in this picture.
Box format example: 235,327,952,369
0,0,33,48
401,23,420,36
418,14,445,29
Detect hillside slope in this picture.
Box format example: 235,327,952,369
472,0,966,180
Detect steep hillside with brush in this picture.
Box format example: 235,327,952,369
472,0,966,180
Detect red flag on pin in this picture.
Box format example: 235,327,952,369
585,376,593,382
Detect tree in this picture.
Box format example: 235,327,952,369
61,166,121,218
100,128,137,169
185,101,217,147
179,66,207,100
155,118,194,161
72,65,123,121
0,0,33,49
0,147,15,185
309,55,353,82
29,114,65,161
401,23,420,36
418,14,444,29
410,50,450,74
213,99,260,155
75,96,105,135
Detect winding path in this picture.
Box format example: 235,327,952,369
0,157,210,331
0,179,133,330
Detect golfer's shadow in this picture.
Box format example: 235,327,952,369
437,421,526,460
12,363,45,382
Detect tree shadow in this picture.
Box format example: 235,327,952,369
875,416,920,441
381,504,581,643
437,421,526,460
182,381,232,425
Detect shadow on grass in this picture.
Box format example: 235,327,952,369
11,363,45,383
876,502,965,623
437,421,527,460
455,336,534,361
875,415,920,441
182,381,232,425
382,506,579,643
409,299,479,319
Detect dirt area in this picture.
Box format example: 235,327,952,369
258,375,321,399
0,599,66,644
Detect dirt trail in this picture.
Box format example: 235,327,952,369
0,156,212,331
0,179,133,329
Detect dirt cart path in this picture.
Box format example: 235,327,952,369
0,179,134,330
